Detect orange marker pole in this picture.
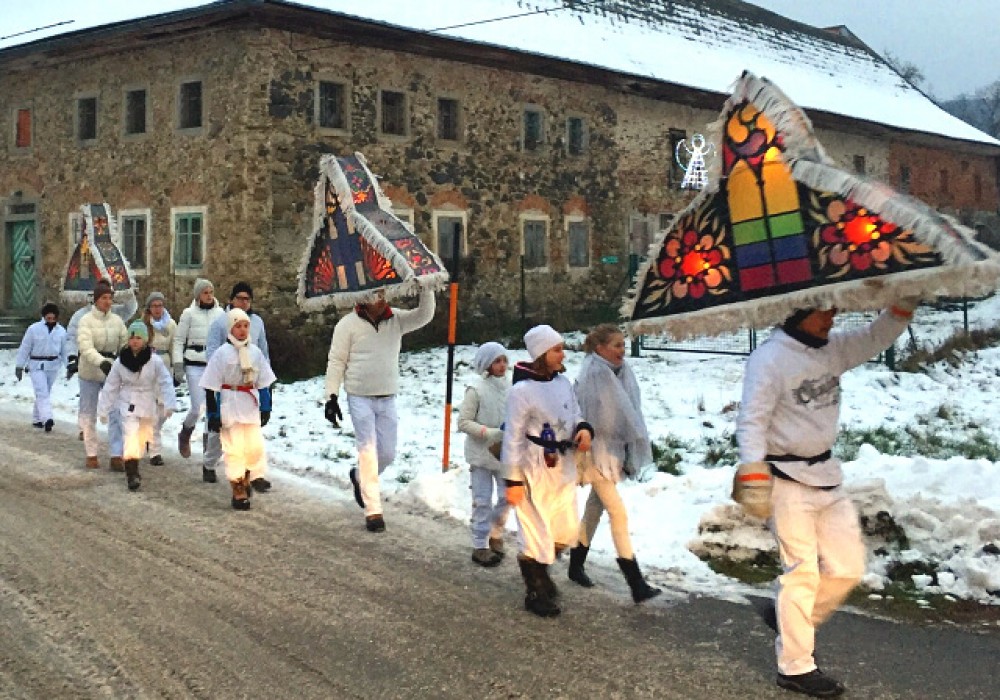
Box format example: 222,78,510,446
442,222,462,472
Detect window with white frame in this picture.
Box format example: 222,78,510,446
521,215,549,269
171,207,206,272
567,217,590,268
120,209,151,273
317,80,348,130
433,210,467,267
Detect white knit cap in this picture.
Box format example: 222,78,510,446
473,342,508,374
524,325,563,361
192,278,214,299
227,307,250,332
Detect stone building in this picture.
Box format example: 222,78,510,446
1,0,998,364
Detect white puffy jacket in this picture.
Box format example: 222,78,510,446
77,308,129,382
172,301,225,366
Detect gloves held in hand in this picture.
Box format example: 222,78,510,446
15,367,23,382
324,395,343,427
99,360,113,376
260,411,271,427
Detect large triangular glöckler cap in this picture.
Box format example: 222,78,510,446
60,202,136,303
622,72,1000,339
297,153,449,310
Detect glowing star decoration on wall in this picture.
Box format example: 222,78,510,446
297,153,449,310
675,133,715,190
622,72,1000,339
61,202,136,303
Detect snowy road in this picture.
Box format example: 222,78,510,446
0,412,997,700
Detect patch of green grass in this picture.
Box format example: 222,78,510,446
651,435,689,475
835,424,1000,462
705,554,781,585
898,324,1000,372
702,432,739,468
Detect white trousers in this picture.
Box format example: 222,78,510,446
469,466,510,549
203,430,223,470
220,423,267,483
122,414,155,461
182,365,206,430
148,407,169,457
29,367,59,423
79,378,123,458
771,478,866,676
578,470,634,560
347,394,397,517
514,468,578,565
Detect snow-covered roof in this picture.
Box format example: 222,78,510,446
2,0,997,148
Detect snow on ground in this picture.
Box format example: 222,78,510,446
3,295,1000,605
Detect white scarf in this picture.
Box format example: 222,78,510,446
574,353,653,480
149,308,172,332
228,333,257,384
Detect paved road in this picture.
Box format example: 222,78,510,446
0,412,997,699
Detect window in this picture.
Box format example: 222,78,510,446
125,89,147,135
317,81,346,130
437,97,460,141
393,208,414,230
853,155,866,175
668,129,687,187
900,165,911,193
521,217,548,269
658,212,673,231
179,80,203,130
567,219,590,268
172,208,205,271
523,107,544,151
567,116,586,156
380,89,407,136
77,97,97,141
629,214,652,256
14,108,31,148
974,174,983,203
939,168,949,196
120,210,151,273
434,213,466,266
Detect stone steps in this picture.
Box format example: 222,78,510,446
0,314,34,350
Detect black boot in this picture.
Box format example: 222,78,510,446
568,544,595,588
616,557,662,604
125,459,141,491
518,558,560,618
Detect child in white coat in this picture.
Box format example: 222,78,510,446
15,302,68,431
458,342,511,568
200,308,276,511
97,320,176,491
503,325,592,617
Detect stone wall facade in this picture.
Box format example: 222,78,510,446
2,16,998,365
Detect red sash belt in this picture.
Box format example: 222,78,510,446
221,383,257,406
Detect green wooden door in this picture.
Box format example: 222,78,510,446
7,220,37,311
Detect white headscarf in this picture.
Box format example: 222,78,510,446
226,308,256,384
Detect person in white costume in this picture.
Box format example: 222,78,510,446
736,300,916,699
77,280,129,471
569,323,661,604
200,308,276,511
98,320,176,491
14,302,68,432
323,288,436,533
457,341,511,568
172,278,225,460
502,325,592,618
142,291,177,466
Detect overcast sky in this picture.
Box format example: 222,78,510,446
2,1,997,100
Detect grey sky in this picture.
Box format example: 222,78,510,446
2,1,997,100
747,0,1000,100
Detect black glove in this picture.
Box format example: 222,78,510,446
207,415,222,433
324,395,343,427
66,356,78,380
260,411,270,427
15,367,23,382
99,360,113,376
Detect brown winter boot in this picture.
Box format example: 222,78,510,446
109,457,124,472
178,425,194,459
85,455,99,469
124,459,141,491
230,477,251,510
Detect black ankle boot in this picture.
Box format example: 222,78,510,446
125,459,141,491
518,558,560,617
616,557,662,604
568,544,595,587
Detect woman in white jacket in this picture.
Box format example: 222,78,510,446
172,278,225,460
98,320,176,491
457,342,511,568
569,324,661,604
